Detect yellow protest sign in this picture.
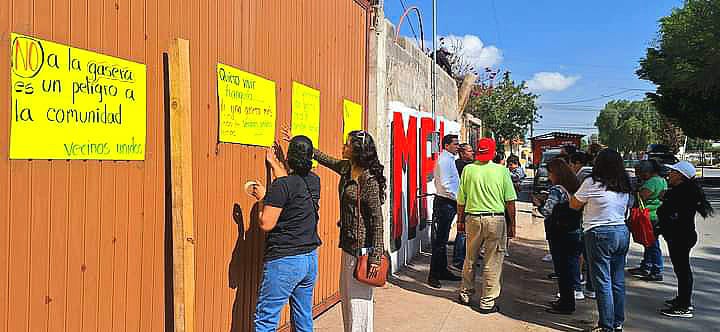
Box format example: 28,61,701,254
291,81,320,151
217,64,276,147
9,33,147,160
343,99,363,142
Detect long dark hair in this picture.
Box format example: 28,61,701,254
591,149,632,193
547,159,580,194
680,177,715,218
287,135,314,176
348,130,387,205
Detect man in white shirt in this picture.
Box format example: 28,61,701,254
428,134,462,288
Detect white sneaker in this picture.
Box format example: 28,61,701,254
555,291,585,300
542,254,553,262
585,291,596,299
575,291,585,300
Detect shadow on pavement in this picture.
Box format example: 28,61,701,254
389,215,720,332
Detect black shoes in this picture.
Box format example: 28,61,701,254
547,272,559,280
628,267,649,277
546,300,574,315
427,276,441,288
664,298,694,312
639,273,663,282
660,306,694,318
437,271,462,281
427,270,461,288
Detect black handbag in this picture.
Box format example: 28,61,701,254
549,201,583,233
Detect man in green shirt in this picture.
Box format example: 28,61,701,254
456,138,517,314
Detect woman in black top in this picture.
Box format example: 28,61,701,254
657,161,713,318
290,128,386,332
250,136,321,332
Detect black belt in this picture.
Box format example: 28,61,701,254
467,212,505,217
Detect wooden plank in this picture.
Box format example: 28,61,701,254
0,0,13,330
168,38,196,332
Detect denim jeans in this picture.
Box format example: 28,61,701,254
254,250,318,332
453,232,466,266
431,196,457,277
585,225,630,330
640,237,663,274
550,230,583,310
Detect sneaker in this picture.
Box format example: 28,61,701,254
575,290,585,300
458,292,471,306
614,325,623,332
542,254,553,262
547,273,559,280
584,327,613,332
660,306,693,318
627,267,647,275
629,268,650,278
640,273,663,282
585,291,597,299
555,291,585,300
665,298,694,311
476,305,500,314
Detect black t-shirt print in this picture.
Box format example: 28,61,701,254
262,172,322,261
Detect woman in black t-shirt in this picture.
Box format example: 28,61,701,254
250,135,321,332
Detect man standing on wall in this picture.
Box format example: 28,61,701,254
452,143,475,270
428,134,462,288
457,138,517,314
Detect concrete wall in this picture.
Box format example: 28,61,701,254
368,17,460,272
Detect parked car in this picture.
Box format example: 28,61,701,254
533,149,562,194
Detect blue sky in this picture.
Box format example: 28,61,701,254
383,0,684,137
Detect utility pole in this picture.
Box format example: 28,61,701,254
430,0,440,154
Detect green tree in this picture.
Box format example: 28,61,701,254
595,99,663,155
465,72,539,147
637,0,720,139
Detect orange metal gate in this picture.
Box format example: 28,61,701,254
0,0,369,331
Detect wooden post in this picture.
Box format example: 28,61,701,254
168,38,195,332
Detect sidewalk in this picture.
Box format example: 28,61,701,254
314,203,598,331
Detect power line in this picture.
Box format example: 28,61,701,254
540,89,647,105
399,0,420,47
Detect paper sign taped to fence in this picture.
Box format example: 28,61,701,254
291,81,320,156
9,33,147,160
217,64,276,147
343,99,363,142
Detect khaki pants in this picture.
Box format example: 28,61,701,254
340,252,374,332
460,215,507,309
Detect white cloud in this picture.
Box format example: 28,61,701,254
526,72,581,92
441,34,503,69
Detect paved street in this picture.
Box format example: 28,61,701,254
315,181,720,332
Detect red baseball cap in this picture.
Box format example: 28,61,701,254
475,138,496,161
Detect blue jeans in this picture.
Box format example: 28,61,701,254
453,232,466,266
550,230,583,309
640,237,663,274
431,196,457,276
585,225,630,330
254,250,318,332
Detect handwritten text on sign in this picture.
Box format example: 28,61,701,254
291,82,320,145
343,99,363,143
9,33,147,160
217,64,276,147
